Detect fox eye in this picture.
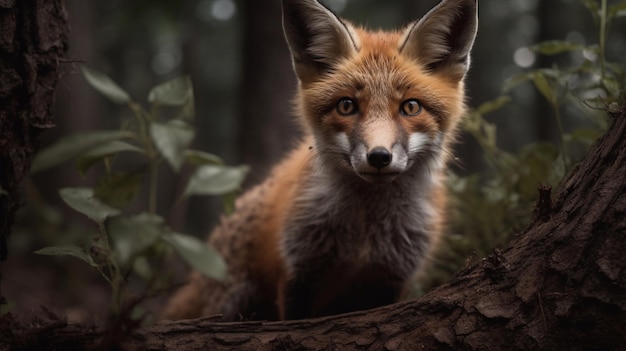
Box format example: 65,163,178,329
400,99,422,116
336,98,358,116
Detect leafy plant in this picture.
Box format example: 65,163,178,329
417,0,625,292
31,67,248,317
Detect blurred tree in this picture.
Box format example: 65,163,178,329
43,0,102,211
402,0,438,24
533,0,564,144
237,0,299,185
180,0,243,234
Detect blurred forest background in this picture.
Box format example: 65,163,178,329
3,0,625,324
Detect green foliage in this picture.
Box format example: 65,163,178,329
81,66,131,104
184,164,250,197
59,187,122,223
32,68,247,317
75,141,143,176
148,76,195,114
161,232,227,280
150,120,195,171
419,0,625,292
34,245,99,269
509,0,626,115
108,213,163,268
31,131,134,174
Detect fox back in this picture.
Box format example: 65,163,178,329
161,0,478,321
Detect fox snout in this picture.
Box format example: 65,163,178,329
347,140,408,184
367,147,392,169
340,130,436,184
358,144,404,183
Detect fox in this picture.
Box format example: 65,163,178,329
161,0,478,321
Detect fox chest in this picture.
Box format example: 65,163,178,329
280,182,435,278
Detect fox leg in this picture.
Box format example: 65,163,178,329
282,264,406,319
282,270,319,320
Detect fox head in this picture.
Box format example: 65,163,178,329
282,0,478,184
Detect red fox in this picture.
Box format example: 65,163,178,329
161,0,478,321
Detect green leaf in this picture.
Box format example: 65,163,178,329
184,149,225,166
506,69,565,95
475,96,511,116
582,0,600,22
565,128,602,145
162,232,227,280
529,41,584,55
59,187,121,223
532,73,557,106
602,76,621,97
150,120,195,172
148,76,193,107
132,256,152,280
147,76,195,121
607,102,622,114
503,72,534,92
81,66,131,104
222,191,237,215
34,245,98,268
108,213,164,266
609,1,626,18
482,123,497,149
76,140,143,176
519,142,559,167
606,62,626,76
182,98,195,121
94,171,143,209
183,164,249,197
31,130,133,174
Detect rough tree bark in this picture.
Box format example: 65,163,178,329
0,0,68,261
1,104,624,350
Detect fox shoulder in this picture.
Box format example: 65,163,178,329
160,139,315,321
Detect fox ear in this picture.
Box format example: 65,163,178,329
282,0,359,84
400,0,478,82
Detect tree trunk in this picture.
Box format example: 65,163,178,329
1,104,624,350
0,0,68,261
237,0,299,186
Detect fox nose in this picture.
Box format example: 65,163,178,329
367,147,392,169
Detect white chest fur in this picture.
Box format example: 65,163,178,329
281,155,442,279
